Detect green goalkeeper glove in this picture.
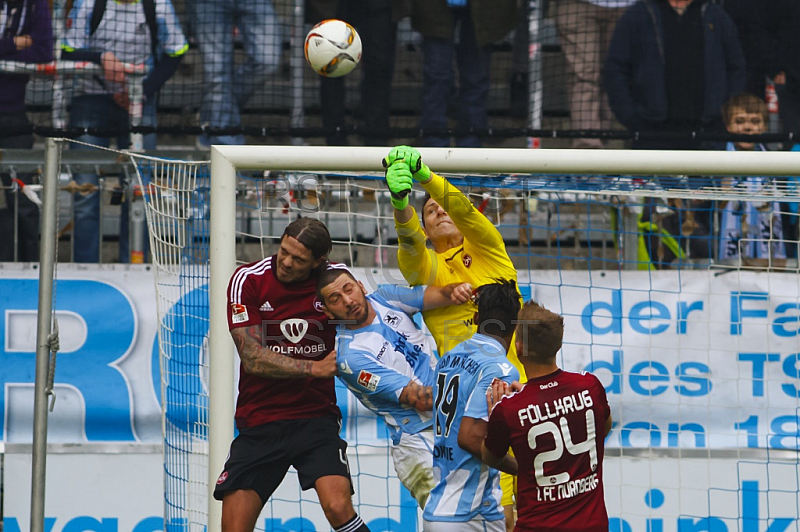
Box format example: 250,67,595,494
381,145,431,181
386,161,413,210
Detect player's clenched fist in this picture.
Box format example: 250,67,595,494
450,282,473,305
382,145,431,181
312,350,338,378
386,162,413,210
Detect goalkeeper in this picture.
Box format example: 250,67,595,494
383,145,524,529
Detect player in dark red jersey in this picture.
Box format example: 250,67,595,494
482,301,612,532
214,218,372,532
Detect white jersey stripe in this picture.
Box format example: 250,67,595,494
432,469,471,518
470,466,489,513
230,257,271,303
229,257,271,303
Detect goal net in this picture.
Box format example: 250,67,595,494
130,146,800,532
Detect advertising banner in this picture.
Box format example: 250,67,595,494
2,264,798,531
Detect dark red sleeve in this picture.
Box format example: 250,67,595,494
589,374,611,427
226,267,263,330
484,401,512,459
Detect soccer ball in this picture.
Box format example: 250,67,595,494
304,19,362,78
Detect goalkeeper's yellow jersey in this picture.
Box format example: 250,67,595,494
395,171,526,381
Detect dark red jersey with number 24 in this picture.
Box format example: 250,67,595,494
485,369,611,532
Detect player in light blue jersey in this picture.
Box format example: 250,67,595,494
424,280,522,532
316,268,473,508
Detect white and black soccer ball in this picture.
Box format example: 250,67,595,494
304,19,362,78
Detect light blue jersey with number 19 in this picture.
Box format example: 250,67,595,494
424,334,520,522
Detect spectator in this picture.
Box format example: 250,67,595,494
0,0,53,262
754,1,800,257
554,0,636,149
750,0,800,145
316,268,473,507
717,93,786,263
604,0,745,150
637,197,714,269
482,301,612,532
63,0,187,263
409,0,516,147
717,0,766,98
308,0,406,146
191,0,282,146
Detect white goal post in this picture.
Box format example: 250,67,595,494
206,145,800,532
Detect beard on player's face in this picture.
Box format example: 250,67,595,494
321,274,371,326
335,292,368,324
276,236,320,283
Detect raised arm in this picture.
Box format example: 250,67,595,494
395,212,435,286
231,325,336,379
422,282,472,310
384,146,506,253
420,171,507,253
482,392,518,474
398,380,434,411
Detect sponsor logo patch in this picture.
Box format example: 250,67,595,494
357,370,380,392
280,318,308,343
259,300,274,312
231,303,249,324
376,341,389,361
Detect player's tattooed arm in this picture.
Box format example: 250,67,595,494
231,326,336,379
399,381,434,411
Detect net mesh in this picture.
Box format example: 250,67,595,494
130,150,800,531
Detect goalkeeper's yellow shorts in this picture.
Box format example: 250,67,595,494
500,471,516,507
499,448,517,507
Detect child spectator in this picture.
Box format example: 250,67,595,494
718,93,786,263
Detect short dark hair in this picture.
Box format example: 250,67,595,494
420,192,434,228
474,279,522,339
316,267,356,303
722,92,768,125
282,218,332,260
516,301,564,361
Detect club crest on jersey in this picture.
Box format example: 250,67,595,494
216,471,228,484
357,370,380,391
231,303,249,323
313,298,325,312
259,300,274,312
462,253,472,268
280,318,308,343
383,312,401,327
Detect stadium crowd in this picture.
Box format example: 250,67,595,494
0,0,798,265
